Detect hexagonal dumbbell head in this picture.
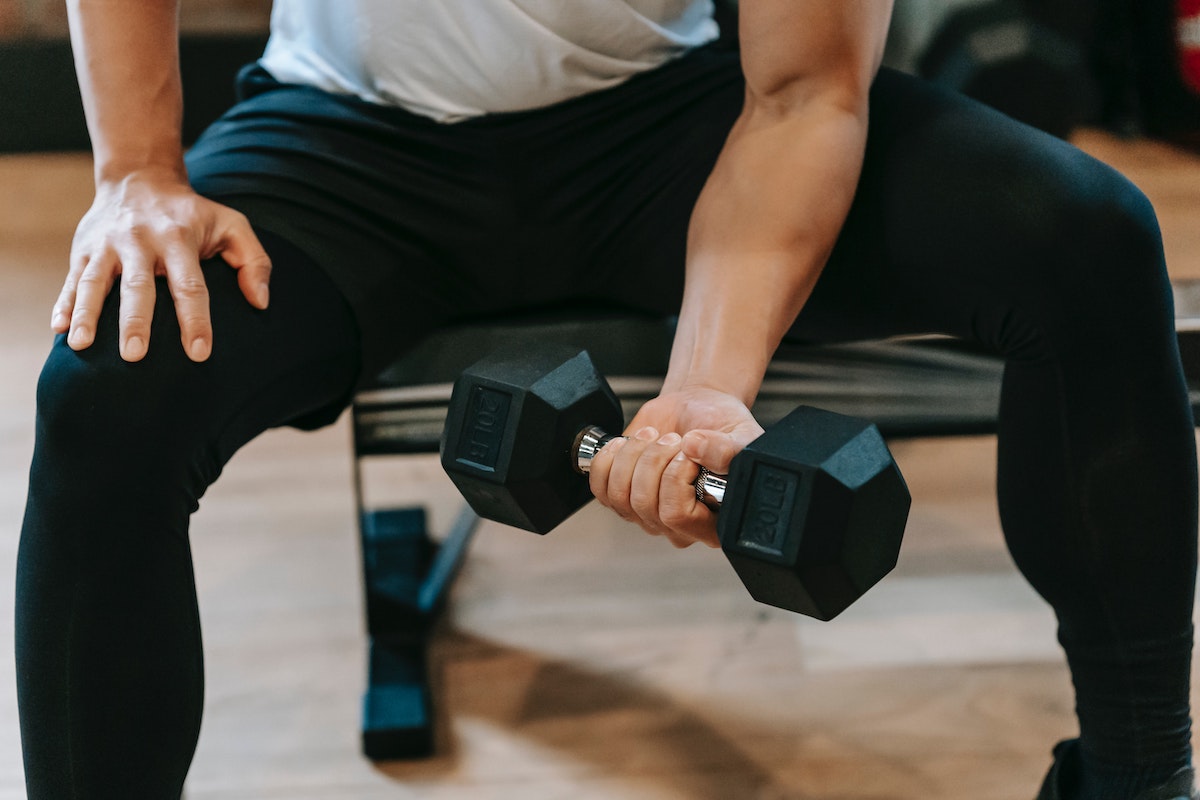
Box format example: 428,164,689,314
717,406,911,621
441,346,624,534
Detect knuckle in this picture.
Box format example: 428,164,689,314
166,227,202,256
173,276,209,299
126,223,151,244
76,272,109,289
660,505,690,528
120,272,155,292
666,533,693,550
630,493,656,520
215,209,248,237
180,315,212,334
665,454,695,477
159,221,191,241
245,253,272,273
120,312,151,329
610,501,634,523
641,521,664,537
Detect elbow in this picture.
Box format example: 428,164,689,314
744,68,874,126
741,76,873,139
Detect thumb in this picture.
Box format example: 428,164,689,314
217,214,272,310
681,430,746,474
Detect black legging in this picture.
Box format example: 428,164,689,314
17,53,1197,798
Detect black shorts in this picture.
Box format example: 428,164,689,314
185,41,1167,393
186,45,744,381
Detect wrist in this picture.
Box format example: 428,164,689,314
664,303,772,406
662,374,761,409
662,348,766,407
94,153,187,188
93,164,191,205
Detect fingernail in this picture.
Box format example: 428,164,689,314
190,337,210,360
51,312,68,329
657,432,681,446
68,327,90,348
125,336,145,359
256,284,269,308
602,436,627,455
673,451,688,462
635,426,658,441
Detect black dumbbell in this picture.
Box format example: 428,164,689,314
440,345,912,620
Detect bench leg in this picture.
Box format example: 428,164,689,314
358,505,480,760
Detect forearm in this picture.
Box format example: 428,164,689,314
664,92,870,406
59,0,271,363
67,0,184,184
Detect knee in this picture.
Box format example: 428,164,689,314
24,339,213,572
33,336,212,478
39,338,145,443
1063,166,1164,286
1012,162,1171,356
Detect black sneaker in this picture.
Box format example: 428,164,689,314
1036,739,1198,800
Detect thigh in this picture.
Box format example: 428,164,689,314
192,228,362,450
35,228,362,482
546,54,1163,359
185,69,512,382
795,67,1166,355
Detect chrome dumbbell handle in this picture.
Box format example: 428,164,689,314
570,425,726,510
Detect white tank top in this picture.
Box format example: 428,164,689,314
259,0,720,123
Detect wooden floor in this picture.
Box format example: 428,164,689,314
0,131,1198,800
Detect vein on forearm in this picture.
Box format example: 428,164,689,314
666,94,869,405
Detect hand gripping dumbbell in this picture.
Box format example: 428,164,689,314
440,345,912,620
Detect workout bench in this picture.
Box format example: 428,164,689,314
349,285,1200,761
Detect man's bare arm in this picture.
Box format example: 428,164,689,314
664,0,894,405
589,1,894,546
67,0,186,183
58,0,270,362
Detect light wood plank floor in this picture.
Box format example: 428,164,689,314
0,131,1198,800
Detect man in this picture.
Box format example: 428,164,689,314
16,1,1198,798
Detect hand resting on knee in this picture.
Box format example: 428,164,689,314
52,167,272,363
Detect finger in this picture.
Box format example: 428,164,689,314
51,253,87,332
660,452,720,548
116,245,158,362
69,251,118,351
663,531,696,549
604,426,659,521
215,212,272,309
162,247,212,362
587,435,626,510
629,431,684,530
